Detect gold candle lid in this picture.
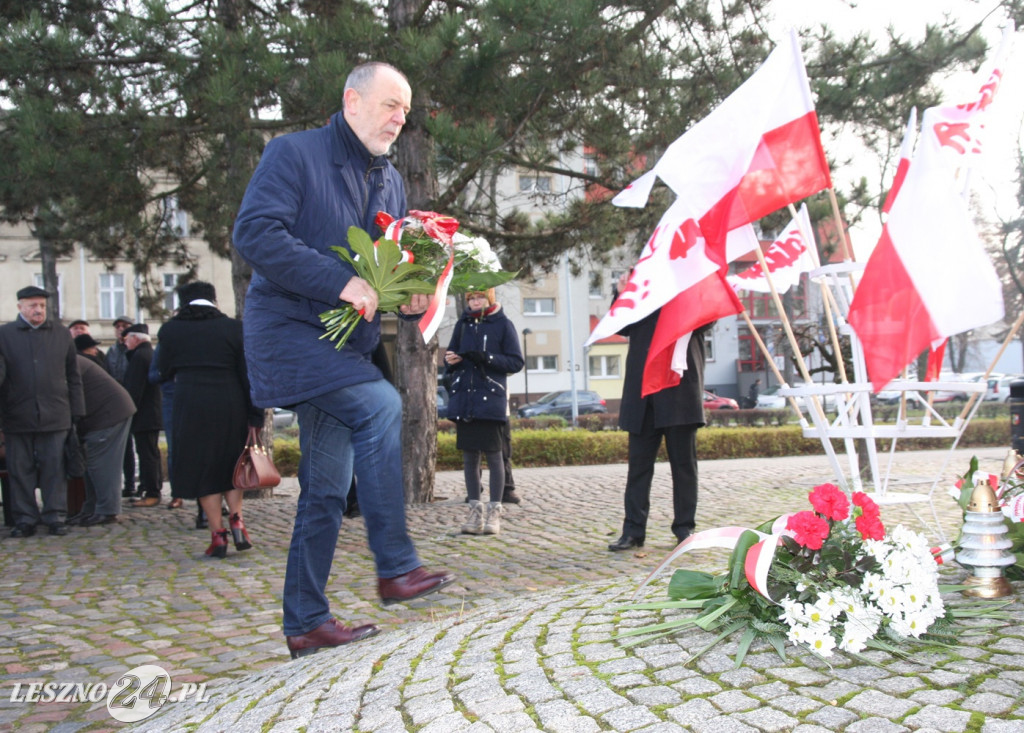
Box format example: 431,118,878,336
967,481,1000,513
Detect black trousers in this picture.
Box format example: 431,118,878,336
122,432,136,493
133,430,163,498
5,430,68,526
621,410,698,543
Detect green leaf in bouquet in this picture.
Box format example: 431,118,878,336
449,269,518,293
668,569,726,601
727,530,762,592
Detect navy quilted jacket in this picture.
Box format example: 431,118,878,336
233,113,406,407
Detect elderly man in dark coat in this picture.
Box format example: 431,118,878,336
122,324,163,507
70,355,136,526
0,286,85,537
607,270,711,551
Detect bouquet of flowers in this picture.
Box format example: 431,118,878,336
319,210,516,350
619,483,1004,667
951,455,1024,579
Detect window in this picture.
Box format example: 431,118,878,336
526,355,558,372
704,330,715,362
161,195,190,237
518,174,552,193
32,273,64,318
589,354,620,378
163,273,180,312
523,297,555,315
99,272,126,319
583,153,599,177
588,271,602,298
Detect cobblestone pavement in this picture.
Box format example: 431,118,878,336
0,447,1021,732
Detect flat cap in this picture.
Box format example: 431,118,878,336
123,323,149,335
16,285,50,300
74,334,101,350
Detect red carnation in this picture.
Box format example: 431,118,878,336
855,513,885,541
408,209,460,245
786,510,830,550
808,483,849,521
851,491,880,520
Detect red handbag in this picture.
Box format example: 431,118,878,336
232,426,281,491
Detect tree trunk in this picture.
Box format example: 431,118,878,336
38,235,61,320
230,247,251,318
390,0,440,503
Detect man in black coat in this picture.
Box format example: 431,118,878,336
122,324,163,507
0,286,86,537
608,273,710,551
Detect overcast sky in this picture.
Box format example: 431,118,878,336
771,0,1021,256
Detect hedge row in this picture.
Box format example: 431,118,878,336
272,417,1011,475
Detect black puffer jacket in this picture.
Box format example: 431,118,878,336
445,304,524,423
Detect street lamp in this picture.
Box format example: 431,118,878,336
522,328,532,403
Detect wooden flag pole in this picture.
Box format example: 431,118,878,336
750,244,829,424
788,203,849,386
740,308,805,418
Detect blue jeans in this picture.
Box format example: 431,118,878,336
283,378,420,636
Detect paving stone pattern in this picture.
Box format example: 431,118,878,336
0,447,1021,731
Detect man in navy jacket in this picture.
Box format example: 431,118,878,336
234,61,454,659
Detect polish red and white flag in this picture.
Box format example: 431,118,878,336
592,30,832,394
727,204,818,294
612,30,831,265
881,107,917,215
848,29,1012,390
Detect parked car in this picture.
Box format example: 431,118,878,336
703,391,739,410
272,407,296,430
517,390,607,418
985,374,1022,403
755,386,786,409
756,386,837,412
437,386,449,418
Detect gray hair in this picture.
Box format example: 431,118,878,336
344,62,407,94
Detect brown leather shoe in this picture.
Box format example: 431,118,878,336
285,618,380,659
131,497,160,508
378,567,455,606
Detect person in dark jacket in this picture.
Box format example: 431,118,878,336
444,289,524,536
156,281,264,558
70,355,135,526
106,315,135,498
233,61,454,659
122,324,163,507
0,286,86,537
74,334,108,371
608,272,710,551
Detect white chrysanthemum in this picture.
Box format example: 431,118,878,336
786,622,811,645
863,538,890,563
802,624,837,657
890,525,931,556
811,593,844,622
453,233,502,272
861,571,886,598
838,617,875,653
878,583,911,617
890,608,936,638
778,597,804,628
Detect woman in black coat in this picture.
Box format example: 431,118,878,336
443,289,523,536
156,282,263,558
